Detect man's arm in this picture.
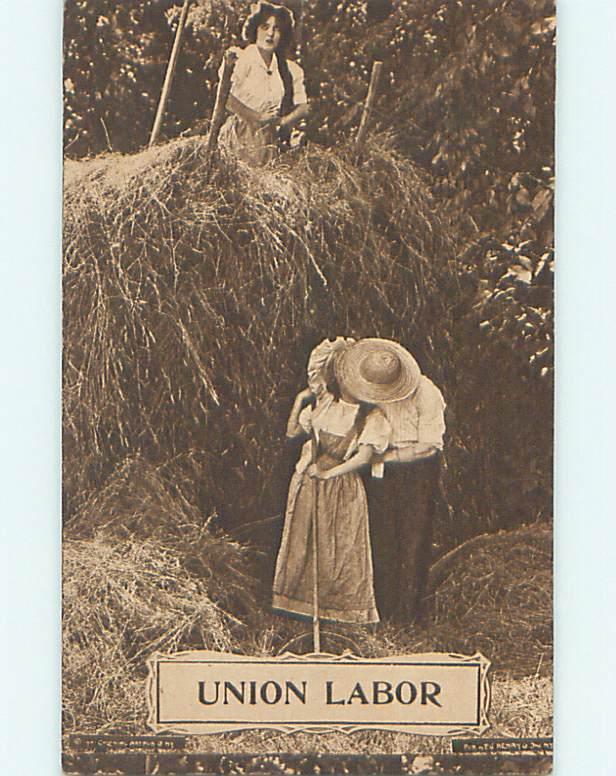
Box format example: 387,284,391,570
380,378,445,466
381,444,438,464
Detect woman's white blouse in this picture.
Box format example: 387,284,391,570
221,44,308,114
295,394,391,475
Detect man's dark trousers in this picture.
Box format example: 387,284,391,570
365,454,440,623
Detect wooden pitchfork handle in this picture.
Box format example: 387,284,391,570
149,0,192,147
205,48,238,160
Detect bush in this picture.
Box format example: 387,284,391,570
442,235,553,536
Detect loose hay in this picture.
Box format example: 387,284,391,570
62,457,264,734
63,536,237,733
426,524,552,675
66,455,260,620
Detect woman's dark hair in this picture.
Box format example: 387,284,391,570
242,2,296,130
242,2,295,55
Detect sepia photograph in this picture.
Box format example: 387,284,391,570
61,1,555,773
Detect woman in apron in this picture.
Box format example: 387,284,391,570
219,2,309,165
272,339,393,625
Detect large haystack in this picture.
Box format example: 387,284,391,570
63,135,456,531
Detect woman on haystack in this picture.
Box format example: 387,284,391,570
219,2,309,165
273,339,419,626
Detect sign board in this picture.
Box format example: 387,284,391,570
147,650,490,736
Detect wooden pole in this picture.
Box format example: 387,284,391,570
355,60,383,152
149,0,192,148
204,49,238,160
311,437,321,654
295,0,305,65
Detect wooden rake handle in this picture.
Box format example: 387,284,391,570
311,436,321,653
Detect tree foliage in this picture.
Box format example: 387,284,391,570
446,235,553,537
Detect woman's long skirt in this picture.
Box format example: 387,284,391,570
272,439,379,625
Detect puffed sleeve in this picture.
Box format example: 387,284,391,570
416,377,446,450
357,409,391,455
288,59,308,104
218,46,247,95
298,404,312,434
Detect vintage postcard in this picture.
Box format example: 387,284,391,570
62,1,554,774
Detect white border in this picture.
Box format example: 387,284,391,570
555,2,616,774
0,1,63,775
2,1,616,774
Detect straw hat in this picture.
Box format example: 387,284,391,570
334,338,420,404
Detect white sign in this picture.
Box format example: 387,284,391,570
147,651,490,735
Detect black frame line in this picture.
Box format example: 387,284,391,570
154,659,483,728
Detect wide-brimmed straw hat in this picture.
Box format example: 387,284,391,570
334,338,420,404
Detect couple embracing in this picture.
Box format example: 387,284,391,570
272,338,446,627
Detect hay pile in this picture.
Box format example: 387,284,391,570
63,536,239,733
426,524,552,675
62,457,263,733
63,135,456,530
65,455,259,619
